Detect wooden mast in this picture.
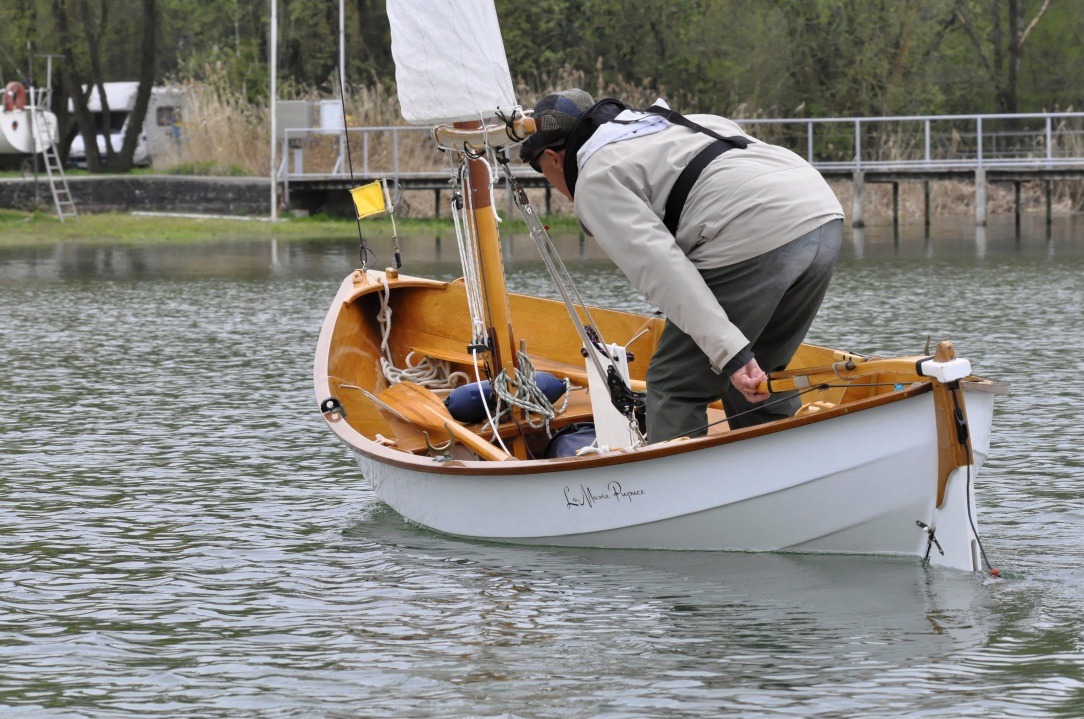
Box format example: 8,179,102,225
454,120,525,458
455,121,518,379
384,2,534,460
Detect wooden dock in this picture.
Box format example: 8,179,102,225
284,172,556,219
824,166,1084,228
286,165,1084,227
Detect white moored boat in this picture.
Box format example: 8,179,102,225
1,81,59,156
313,0,1008,572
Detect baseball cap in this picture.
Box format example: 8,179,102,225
520,88,595,168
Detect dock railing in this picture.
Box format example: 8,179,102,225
279,111,1084,222
741,112,1084,172
280,111,1084,178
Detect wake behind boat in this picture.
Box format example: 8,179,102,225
313,0,1008,572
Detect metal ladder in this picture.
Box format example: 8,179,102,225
31,105,78,222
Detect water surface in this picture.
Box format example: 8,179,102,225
2,215,1082,718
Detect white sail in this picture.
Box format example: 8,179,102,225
387,0,517,125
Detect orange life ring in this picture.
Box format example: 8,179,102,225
3,81,27,112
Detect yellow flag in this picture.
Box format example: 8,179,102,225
350,180,388,219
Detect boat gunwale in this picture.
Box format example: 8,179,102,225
315,270,1008,476
327,383,925,475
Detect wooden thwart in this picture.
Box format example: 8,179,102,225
409,343,648,392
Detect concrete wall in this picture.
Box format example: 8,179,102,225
0,176,271,216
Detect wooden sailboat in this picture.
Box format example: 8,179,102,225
313,0,1008,572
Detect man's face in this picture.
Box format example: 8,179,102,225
539,148,571,202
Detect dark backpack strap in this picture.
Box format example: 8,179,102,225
643,105,751,236
641,105,750,147
663,139,733,236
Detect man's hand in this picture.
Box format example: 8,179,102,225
730,358,770,404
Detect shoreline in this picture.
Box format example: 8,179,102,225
3,207,1079,250
0,209,589,248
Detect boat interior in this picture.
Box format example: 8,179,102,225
319,268,965,462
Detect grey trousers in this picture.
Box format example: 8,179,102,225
645,219,843,442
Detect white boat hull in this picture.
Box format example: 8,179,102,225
0,106,58,155
346,386,996,571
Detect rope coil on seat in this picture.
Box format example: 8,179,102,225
376,274,468,389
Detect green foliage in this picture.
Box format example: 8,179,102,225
177,42,270,106
499,0,1079,116
1018,2,1084,111
2,0,1081,170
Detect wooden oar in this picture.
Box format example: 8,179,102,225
376,381,514,462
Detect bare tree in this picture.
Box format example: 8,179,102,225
51,0,158,172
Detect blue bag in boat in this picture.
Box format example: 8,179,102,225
444,371,566,423
544,423,597,458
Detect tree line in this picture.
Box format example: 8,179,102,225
1,0,1079,172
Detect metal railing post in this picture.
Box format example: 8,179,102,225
393,127,401,180
1045,115,1053,168
363,130,370,175
976,116,983,168
854,119,862,170
924,119,931,168
280,134,290,207
975,117,986,226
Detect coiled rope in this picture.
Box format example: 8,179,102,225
487,352,571,438
376,274,468,389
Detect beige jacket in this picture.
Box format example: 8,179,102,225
573,114,844,372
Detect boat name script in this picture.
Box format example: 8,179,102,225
564,481,645,508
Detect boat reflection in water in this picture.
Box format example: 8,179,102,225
347,500,994,673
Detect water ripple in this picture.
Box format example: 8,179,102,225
2,229,1083,718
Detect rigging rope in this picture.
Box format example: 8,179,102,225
446,143,572,443
487,352,571,438
450,161,489,347
334,67,378,270
498,159,619,395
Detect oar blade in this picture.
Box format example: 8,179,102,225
377,381,513,461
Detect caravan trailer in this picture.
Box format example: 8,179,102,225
68,82,183,167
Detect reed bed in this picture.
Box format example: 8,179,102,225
153,67,1083,219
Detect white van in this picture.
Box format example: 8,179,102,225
68,82,183,167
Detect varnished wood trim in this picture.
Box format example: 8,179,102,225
335,382,932,475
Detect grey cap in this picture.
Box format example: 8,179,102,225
519,88,595,165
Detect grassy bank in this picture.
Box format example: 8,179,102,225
0,210,584,248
